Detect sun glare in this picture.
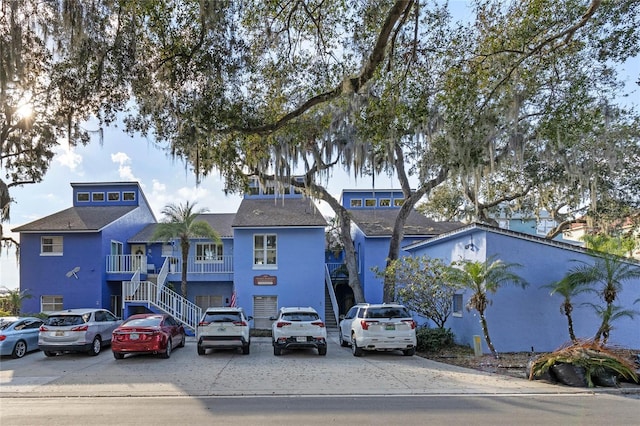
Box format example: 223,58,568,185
15,103,34,120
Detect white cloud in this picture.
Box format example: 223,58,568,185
111,152,138,181
54,146,83,172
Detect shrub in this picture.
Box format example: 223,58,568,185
416,326,454,352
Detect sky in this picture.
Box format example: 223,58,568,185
1,2,639,290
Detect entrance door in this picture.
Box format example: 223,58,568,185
253,296,277,330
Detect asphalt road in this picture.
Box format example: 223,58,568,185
1,334,638,425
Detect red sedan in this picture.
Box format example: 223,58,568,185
111,313,186,359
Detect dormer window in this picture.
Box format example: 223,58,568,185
123,191,136,201
108,192,120,201
365,199,376,207
77,192,90,202
92,192,105,202
379,199,391,207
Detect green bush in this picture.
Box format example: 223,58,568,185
416,326,454,352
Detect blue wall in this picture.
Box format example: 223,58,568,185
407,229,640,352
233,227,326,319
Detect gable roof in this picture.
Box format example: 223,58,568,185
403,222,588,254
232,198,327,228
349,209,462,237
12,206,137,233
128,213,236,242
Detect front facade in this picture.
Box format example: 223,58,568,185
15,180,329,333
404,223,640,352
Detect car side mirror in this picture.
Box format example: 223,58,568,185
269,316,276,321
247,316,254,321
339,315,345,320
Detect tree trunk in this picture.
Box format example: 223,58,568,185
479,310,498,357
180,239,190,299
309,183,366,303
562,300,577,342
382,158,448,302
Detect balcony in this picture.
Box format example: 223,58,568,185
106,255,234,274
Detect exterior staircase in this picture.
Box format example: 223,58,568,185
122,266,201,334
324,266,339,330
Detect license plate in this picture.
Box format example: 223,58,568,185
296,336,307,342
217,327,226,332
130,333,139,340
55,331,65,336
385,324,395,331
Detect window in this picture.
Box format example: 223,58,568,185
92,192,105,202
77,192,90,202
41,236,63,255
254,234,277,266
107,192,120,201
379,199,391,207
394,198,404,206
41,295,63,312
123,191,136,201
365,198,376,207
196,243,223,262
452,294,463,317
350,199,362,208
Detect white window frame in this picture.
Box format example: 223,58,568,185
77,192,90,202
350,199,362,208
41,236,63,256
107,191,120,201
41,295,63,312
195,242,223,263
92,192,105,202
365,198,376,207
379,198,391,207
123,191,136,201
393,198,404,206
253,234,277,268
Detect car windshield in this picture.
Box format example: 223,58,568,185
46,315,86,326
364,307,410,319
123,317,162,327
203,312,241,323
281,312,319,321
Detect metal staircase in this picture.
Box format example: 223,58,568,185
122,261,201,333
324,265,339,330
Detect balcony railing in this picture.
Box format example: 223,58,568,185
106,255,148,273
107,255,234,274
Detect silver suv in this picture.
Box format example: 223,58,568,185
196,307,252,355
339,303,417,357
38,308,122,356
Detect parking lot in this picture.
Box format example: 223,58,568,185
0,333,605,397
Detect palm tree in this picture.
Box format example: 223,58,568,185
452,256,528,358
565,236,640,343
0,287,32,315
544,275,590,343
581,303,638,345
152,202,220,299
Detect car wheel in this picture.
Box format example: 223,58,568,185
318,346,327,356
273,345,282,356
197,345,205,356
242,343,250,355
403,347,416,356
339,332,349,347
12,340,27,359
113,352,125,360
44,351,57,357
88,337,102,356
161,339,172,359
351,335,363,357
178,332,186,348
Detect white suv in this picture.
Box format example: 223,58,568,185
339,303,416,357
271,307,327,356
196,307,251,355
